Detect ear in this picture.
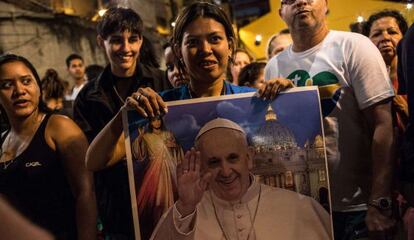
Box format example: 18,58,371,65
97,35,104,48
227,37,235,63
279,8,283,19
246,146,255,170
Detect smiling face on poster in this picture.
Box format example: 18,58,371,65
123,86,333,239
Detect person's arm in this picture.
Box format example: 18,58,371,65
151,203,197,240
132,128,147,161
47,115,97,240
151,148,212,239
86,88,167,171
0,197,54,240
85,110,126,170
85,87,167,171
261,59,295,98
73,91,95,143
362,99,396,235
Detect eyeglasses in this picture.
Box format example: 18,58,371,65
281,0,314,5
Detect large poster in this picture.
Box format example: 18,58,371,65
123,86,332,240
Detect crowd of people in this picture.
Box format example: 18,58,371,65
0,0,413,240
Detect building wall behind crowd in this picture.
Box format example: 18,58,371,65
0,0,178,78
52,0,97,16
0,1,107,81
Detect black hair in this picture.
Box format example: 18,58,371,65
162,41,172,50
41,68,64,100
147,115,166,133
162,41,175,88
65,53,83,68
238,62,266,87
0,54,49,133
171,2,236,76
363,9,408,37
140,35,160,68
85,64,104,81
97,7,143,39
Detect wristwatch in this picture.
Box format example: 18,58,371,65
368,197,392,210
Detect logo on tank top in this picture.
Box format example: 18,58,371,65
25,161,42,168
287,70,341,117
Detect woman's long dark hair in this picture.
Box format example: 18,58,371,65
41,68,65,100
0,54,49,140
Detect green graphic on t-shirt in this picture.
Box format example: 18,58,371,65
287,70,341,116
287,70,311,86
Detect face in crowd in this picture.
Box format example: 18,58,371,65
279,0,328,31
172,2,236,86
268,33,292,59
149,116,162,130
67,58,85,81
99,31,142,77
197,127,253,201
0,57,42,120
97,7,144,78
180,17,232,85
252,70,265,89
238,62,266,89
368,16,403,65
230,50,251,85
164,46,187,88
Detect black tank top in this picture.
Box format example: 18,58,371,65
0,114,77,239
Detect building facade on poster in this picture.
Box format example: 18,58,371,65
251,105,328,202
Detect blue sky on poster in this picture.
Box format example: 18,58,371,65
152,89,325,151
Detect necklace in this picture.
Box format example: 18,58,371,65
3,158,14,170
0,114,45,170
1,133,32,170
112,74,137,105
210,184,262,240
113,84,125,105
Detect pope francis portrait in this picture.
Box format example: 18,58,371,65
151,118,332,240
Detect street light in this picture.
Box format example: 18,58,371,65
98,9,107,17
255,34,262,46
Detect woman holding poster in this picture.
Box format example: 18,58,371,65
85,2,289,238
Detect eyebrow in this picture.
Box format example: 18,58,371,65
19,75,32,79
206,156,222,166
0,75,32,81
184,31,225,38
109,34,139,38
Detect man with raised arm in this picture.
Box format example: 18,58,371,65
151,118,331,240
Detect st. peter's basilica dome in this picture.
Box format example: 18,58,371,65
251,105,298,152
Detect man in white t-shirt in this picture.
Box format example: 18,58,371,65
65,53,87,101
264,0,395,239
